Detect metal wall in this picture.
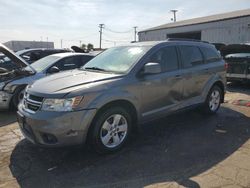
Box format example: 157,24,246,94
3,41,54,51
138,16,250,44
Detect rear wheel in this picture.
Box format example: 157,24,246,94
203,85,222,114
90,107,132,154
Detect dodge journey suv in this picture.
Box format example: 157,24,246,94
17,39,226,153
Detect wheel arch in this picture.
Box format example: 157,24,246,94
86,99,139,143
10,84,27,108
94,99,138,126
211,80,225,103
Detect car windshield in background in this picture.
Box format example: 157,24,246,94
82,46,149,74
24,55,61,72
225,53,250,58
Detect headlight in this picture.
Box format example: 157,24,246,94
0,82,5,90
41,96,83,111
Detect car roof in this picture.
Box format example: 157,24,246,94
119,39,214,48
16,48,71,54
50,52,96,58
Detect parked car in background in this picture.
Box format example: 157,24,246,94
0,48,72,71
17,39,226,153
221,44,250,83
0,44,95,110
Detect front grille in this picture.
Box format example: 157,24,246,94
23,93,43,113
29,94,43,102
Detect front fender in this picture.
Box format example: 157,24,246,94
86,89,140,119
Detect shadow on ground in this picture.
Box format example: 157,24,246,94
227,82,250,95
9,106,250,188
0,110,16,127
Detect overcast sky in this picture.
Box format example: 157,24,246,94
0,0,249,48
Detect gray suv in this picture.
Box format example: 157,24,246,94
17,39,226,153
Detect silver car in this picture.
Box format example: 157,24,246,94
0,46,95,110
17,39,226,153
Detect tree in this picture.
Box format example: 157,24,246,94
81,43,86,50
87,43,94,50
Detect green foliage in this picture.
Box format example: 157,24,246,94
87,43,94,50
81,43,86,50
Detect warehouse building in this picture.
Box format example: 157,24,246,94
138,9,250,44
3,40,54,51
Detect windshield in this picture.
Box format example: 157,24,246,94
82,46,149,74
24,55,61,72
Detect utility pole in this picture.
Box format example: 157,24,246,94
133,26,138,42
60,39,63,48
170,9,178,22
79,40,82,48
46,37,48,48
99,24,105,49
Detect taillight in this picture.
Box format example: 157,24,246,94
224,62,228,71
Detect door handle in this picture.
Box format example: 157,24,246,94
175,74,182,78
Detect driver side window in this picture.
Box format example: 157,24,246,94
147,46,179,72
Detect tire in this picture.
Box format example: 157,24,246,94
203,85,222,114
12,87,26,109
89,106,132,154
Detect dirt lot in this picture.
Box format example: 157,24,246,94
0,83,249,188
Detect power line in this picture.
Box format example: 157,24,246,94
104,27,133,34
102,38,131,43
102,33,131,41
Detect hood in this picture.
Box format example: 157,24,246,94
220,44,250,57
0,44,35,73
28,69,123,97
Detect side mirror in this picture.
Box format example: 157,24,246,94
48,66,60,74
142,62,161,75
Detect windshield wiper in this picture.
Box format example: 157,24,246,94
84,67,107,72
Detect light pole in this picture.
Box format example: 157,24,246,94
99,24,105,49
133,26,138,42
170,10,178,22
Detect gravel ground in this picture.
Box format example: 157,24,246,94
0,83,249,188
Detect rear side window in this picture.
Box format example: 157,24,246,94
201,47,221,63
80,55,93,66
56,56,80,71
179,46,203,68
20,51,41,62
149,46,179,72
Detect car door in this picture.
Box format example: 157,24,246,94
139,45,183,121
178,45,207,100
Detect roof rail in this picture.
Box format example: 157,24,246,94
167,38,209,43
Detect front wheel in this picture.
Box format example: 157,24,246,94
203,85,222,114
12,87,25,109
89,107,132,154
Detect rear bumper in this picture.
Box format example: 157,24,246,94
0,91,12,110
17,104,97,147
226,73,250,81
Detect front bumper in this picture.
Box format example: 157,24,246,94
0,91,12,110
17,104,97,147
